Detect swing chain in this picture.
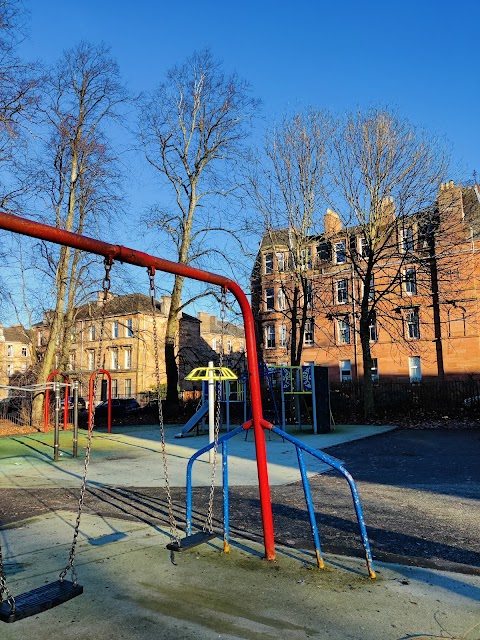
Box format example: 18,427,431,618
148,267,181,545
203,287,227,534
0,543,15,611
59,257,112,585
102,257,112,299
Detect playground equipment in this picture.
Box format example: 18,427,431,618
184,422,376,576
176,366,242,438
0,249,112,623
87,369,112,432
0,380,80,461
182,363,237,461
265,364,331,434
0,211,376,623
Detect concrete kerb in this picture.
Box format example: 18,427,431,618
1,511,479,640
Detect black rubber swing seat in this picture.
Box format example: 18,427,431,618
166,531,216,552
0,580,83,623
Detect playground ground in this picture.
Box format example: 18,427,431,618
0,423,479,639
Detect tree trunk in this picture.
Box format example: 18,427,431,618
359,317,375,418
164,274,184,414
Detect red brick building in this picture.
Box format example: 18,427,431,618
251,181,480,383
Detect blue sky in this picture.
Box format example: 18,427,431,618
6,0,479,323
21,0,478,176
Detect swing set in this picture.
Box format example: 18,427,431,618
0,211,376,623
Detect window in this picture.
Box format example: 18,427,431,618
124,348,132,369
265,325,276,349
69,351,76,370
337,317,350,344
112,321,119,339
404,267,417,295
335,240,347,264
418,220,435,250
279,324,287,348
406,308,420,339
339,359,351,382
304,319,314,345
369,312,378,342
21,363,27,372
89,325,96,341
7,363,13,376
7,345,13,357
227,339,233,354
363,276,374,301
409,356,422,382
21,346,28,357
336,279,349,304
316,241,332,263
401,226,414,253
300,248,312,269
349,235,357,257
125,378,132,397
111,349,119,370
264,253,274,274
88,351,95,370
276,252,287,272
126,318,133,337
359,236,370,258
371,358,379,382
212,338,217,351
277,288,287,311
37,331,43,347
305,282,313,309
112,379,118,398
265,287,275,310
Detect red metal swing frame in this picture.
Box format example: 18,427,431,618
0,211,277,561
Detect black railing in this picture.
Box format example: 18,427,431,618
330,377,480,421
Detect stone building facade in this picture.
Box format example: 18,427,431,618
0,325,32,398
30,294,246,401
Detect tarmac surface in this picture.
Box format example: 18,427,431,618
0,423,479,639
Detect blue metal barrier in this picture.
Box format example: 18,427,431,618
185,426,243,545
184,424,376,578
271,426,376,578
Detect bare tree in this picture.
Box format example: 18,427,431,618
0,0,39,203
0,1,40,304
139,49,259,411
27,42,130,421
325,108,449,416
248,110,331,366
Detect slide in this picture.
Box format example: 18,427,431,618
175,402,209,438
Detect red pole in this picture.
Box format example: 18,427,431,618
62,376,70,430
0,211,276,560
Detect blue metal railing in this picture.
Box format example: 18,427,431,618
184,424,376,577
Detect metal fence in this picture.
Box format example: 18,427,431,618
329,377,480,421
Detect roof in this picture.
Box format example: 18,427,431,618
75,293,164,320
202,320,244,338
3,325,30,343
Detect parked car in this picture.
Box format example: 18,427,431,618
60,396,87,410
94,398,141,420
